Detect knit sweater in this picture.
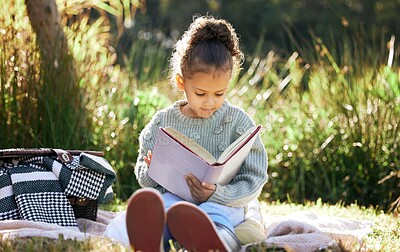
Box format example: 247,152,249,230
134,100,268,208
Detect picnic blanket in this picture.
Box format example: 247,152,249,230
253,211,373,251
0,209,373,252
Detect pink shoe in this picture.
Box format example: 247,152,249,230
167,202,240,252
126,188,165,251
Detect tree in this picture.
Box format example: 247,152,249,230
25,0,69,67
25,0,82,147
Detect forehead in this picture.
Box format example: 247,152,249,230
186,70,231,91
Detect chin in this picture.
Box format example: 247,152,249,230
199,112,214,118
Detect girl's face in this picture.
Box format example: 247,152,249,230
177,70,231,118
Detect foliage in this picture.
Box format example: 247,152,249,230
121,0,400,55
0,0,35,146
124,30,173,87
57,0,171,198
0,0,95,148
233,30,399,212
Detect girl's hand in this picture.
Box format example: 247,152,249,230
185,173,216,203
144,150,153,167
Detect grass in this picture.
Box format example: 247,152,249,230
1,200,399,252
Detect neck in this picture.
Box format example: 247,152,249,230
181,104,200,118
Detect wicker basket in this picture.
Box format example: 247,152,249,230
0,148,105,221
68,196,98,220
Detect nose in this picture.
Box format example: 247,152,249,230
204,96,216,107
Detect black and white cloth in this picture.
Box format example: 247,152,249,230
0,153,116,227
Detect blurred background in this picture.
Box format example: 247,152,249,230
1,0,399,213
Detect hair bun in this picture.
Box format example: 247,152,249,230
192,20,234,54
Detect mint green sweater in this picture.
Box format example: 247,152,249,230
134,100,268,208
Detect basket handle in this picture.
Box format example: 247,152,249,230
53,149,74,164
0,148,104,164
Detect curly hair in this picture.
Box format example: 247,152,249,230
169,15,244,86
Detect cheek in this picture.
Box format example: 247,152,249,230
186,93,201,105
217,98,225,106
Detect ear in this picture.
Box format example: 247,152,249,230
176,74,184,91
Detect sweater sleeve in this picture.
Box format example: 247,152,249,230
134,112,163,189
208,114,268,208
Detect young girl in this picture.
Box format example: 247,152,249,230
104,15,268,251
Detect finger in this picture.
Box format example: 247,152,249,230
186,173,202,187
185,175,199,191
185,176,203,199
201,182,216,191
144,156,151,166
187,177,204,194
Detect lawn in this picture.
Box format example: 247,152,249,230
0,200,398,251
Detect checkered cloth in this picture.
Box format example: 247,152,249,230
0,167,19,221
43,153,115,204
0,153,116,227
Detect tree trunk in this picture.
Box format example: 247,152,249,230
24,0,84,148
25,0,67,67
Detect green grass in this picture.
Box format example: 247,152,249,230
1,201,398,252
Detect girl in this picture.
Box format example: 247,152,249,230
105,15,268,251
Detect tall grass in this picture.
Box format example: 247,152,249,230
0,0,41,147
125,30,173,87
59,1,171,199
235,29,399,212
0,0,89,148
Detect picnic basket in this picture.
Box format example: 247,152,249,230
0,148,116,224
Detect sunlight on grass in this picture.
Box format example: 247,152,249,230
0,236,128,252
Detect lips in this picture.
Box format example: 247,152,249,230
201,108,214,114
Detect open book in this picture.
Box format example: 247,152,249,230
148,125,261,202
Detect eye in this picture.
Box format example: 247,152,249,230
195,93,205,96
215,93,224,97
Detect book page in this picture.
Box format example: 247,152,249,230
217,125,261,163
212,125,261,184
148,128,221,202
163,127,216,164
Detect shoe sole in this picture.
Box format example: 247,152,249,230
167,202,228,251
126,188,165,251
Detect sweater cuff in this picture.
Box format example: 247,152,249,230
136,163,158,188
209,184,227,204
